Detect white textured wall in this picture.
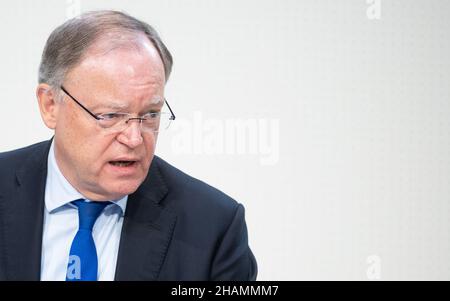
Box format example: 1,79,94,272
1,0,449,280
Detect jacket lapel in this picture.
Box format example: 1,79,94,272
0,141,50,280
114,157,177,281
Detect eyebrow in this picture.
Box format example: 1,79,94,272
149,96,165,105
89,102,128,112
104,102,129,110
95,97,164,112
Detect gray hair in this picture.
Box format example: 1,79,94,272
38,10,173,90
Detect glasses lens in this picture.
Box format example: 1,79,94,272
97,114,128,131
158,111,173,131
97,110,174,133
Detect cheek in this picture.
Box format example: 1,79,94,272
59,117,112,172
58,107,92,143
142,134,157,164
69,136,109,177
147,132,158,150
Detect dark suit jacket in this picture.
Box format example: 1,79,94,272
0,139,257,280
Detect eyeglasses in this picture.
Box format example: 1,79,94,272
60,85,175,133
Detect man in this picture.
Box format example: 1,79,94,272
0,10,257,281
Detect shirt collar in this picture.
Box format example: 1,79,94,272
45,140,127,214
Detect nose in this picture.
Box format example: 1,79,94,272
116,120,144,148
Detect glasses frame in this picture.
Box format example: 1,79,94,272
60,85,176,132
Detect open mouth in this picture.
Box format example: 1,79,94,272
109,161,136,167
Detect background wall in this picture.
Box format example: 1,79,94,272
1,0,449,280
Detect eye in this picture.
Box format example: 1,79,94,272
143,112,160,119
98,113,123,120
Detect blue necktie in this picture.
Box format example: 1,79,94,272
66,199,108,281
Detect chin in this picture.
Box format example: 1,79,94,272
108,179,143,198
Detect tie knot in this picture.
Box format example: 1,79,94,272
72,199,109,231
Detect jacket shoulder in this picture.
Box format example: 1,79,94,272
0,141,50,176
0,141,49,189
153,156,240,215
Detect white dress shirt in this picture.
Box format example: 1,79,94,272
40,141,127,281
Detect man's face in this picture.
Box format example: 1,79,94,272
52,36,166,201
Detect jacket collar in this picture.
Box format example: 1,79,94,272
114,155,177,280
1,139,51,280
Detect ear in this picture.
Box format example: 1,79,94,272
36,84,61,129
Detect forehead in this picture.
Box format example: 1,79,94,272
79,37,165,86
65,36,166,109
